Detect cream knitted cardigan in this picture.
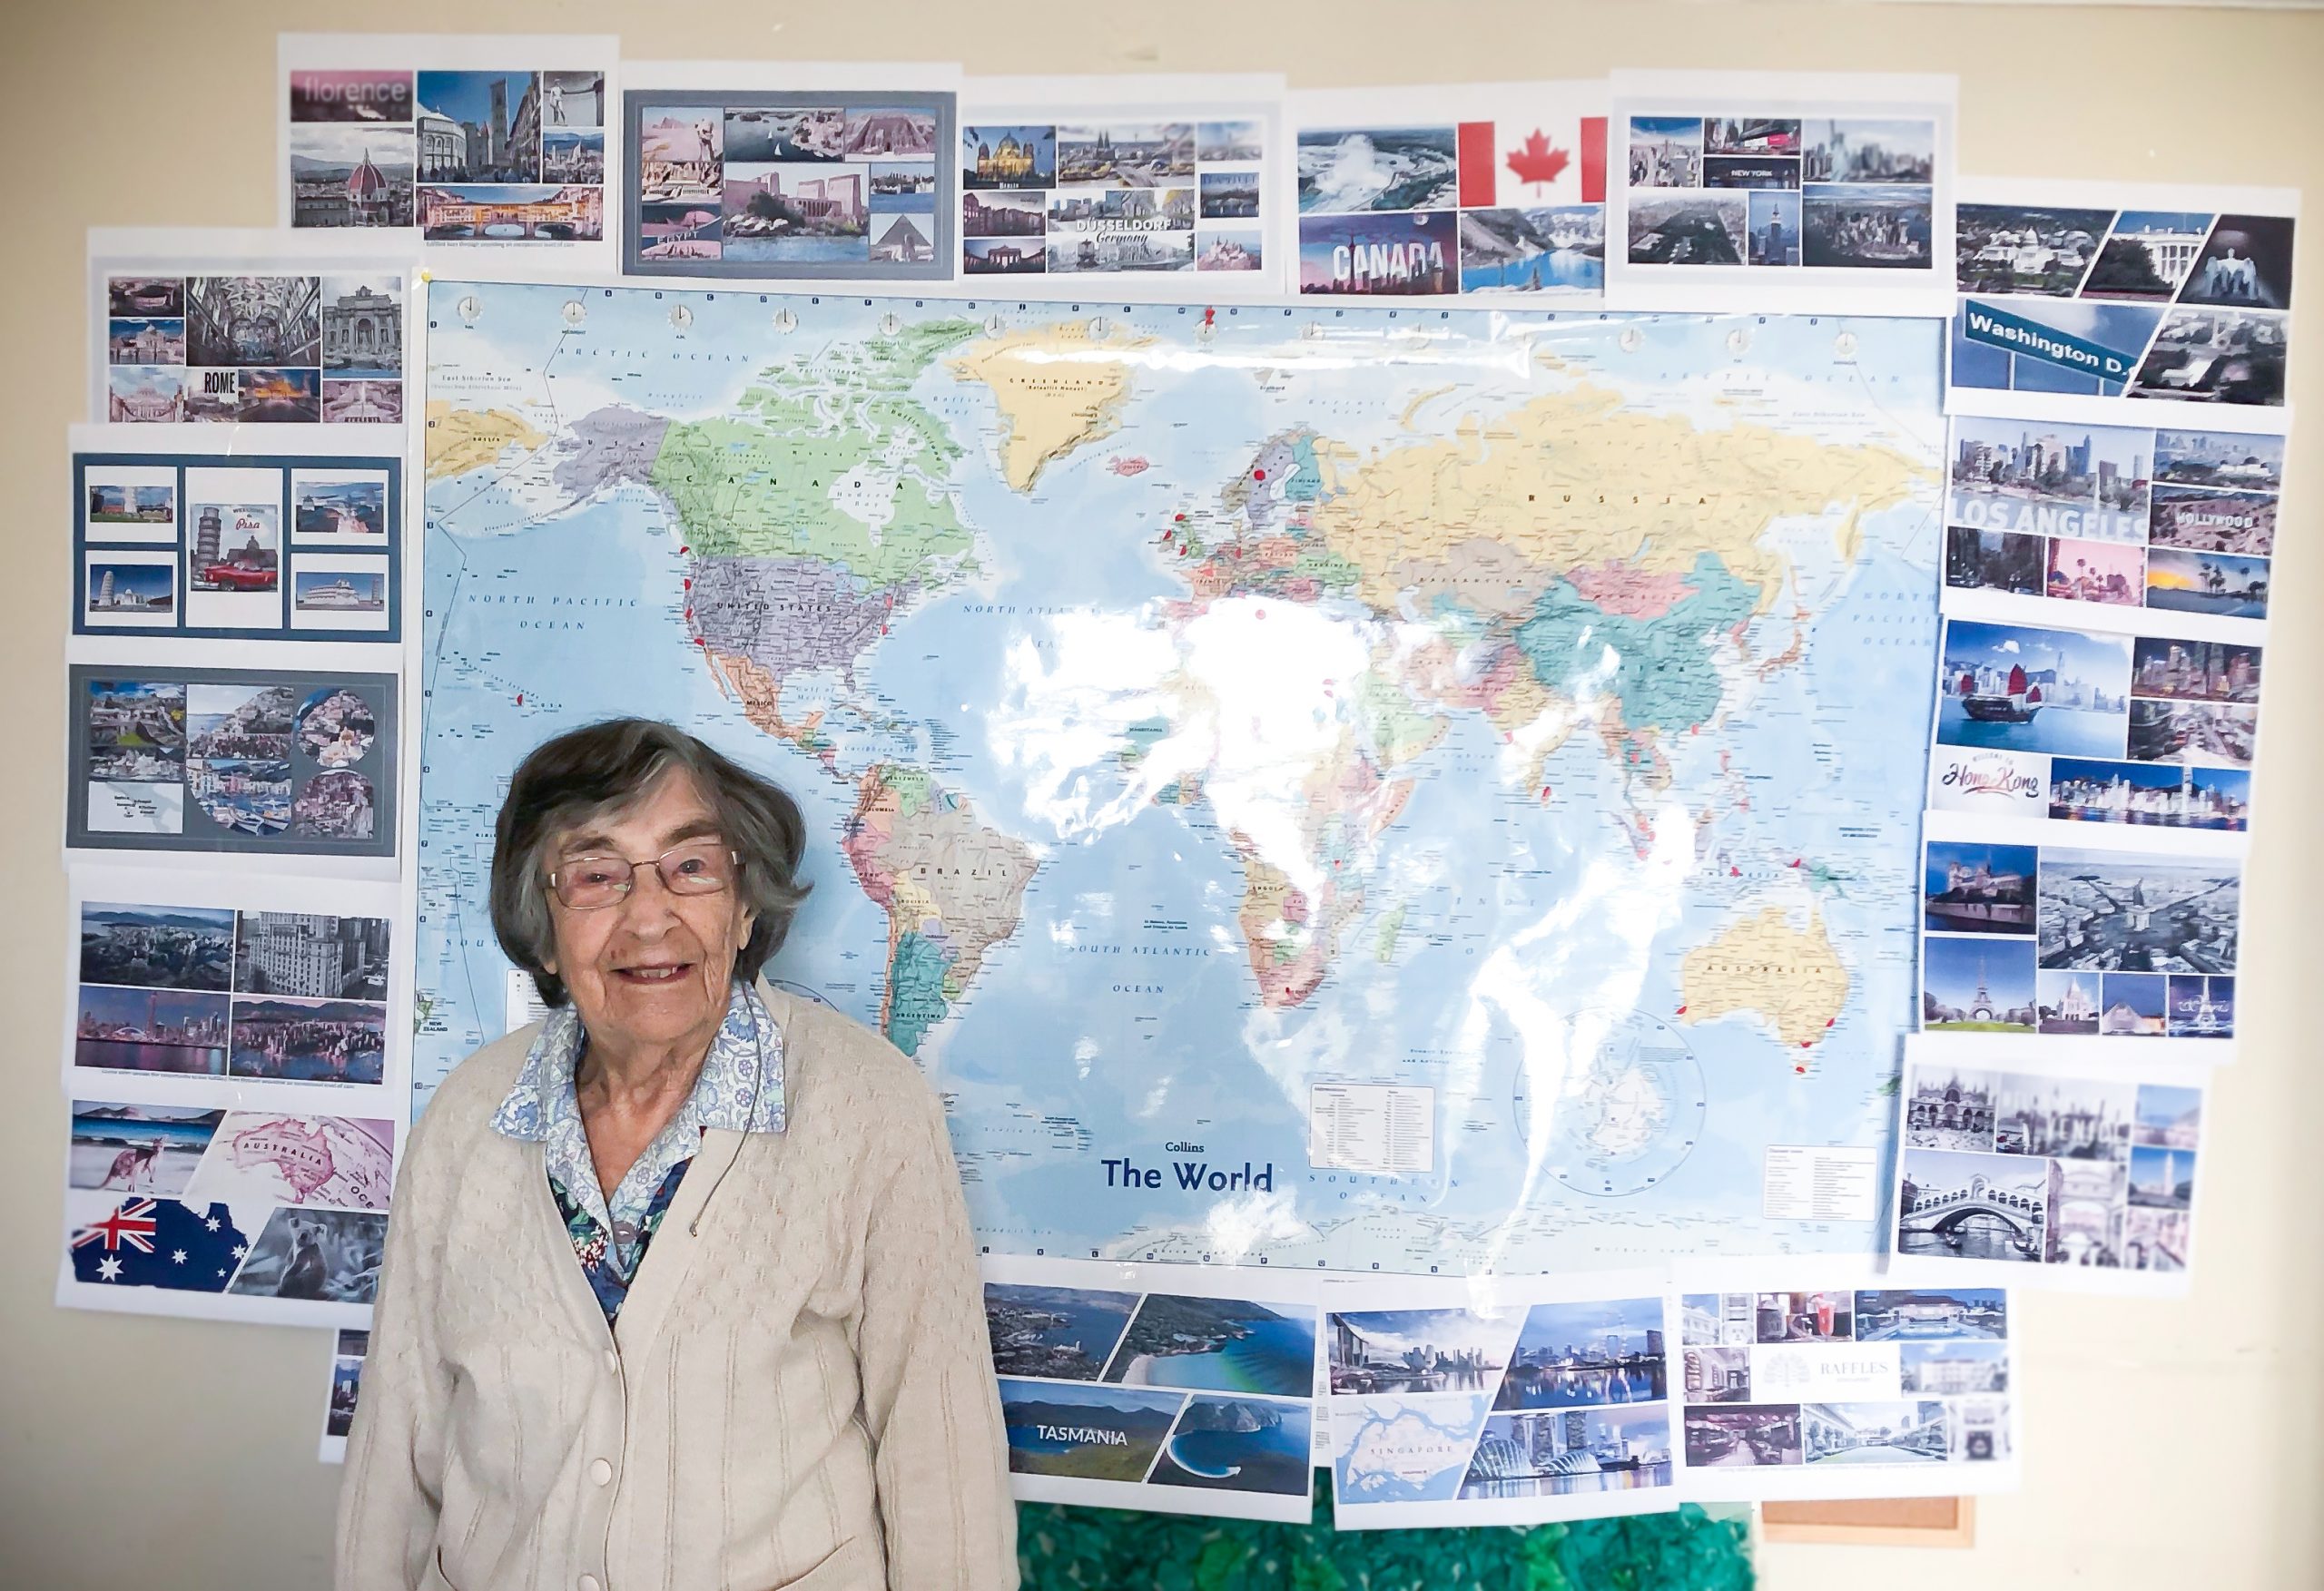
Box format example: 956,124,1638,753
335,983,1019,1591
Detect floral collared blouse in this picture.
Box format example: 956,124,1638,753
489,980,786,1323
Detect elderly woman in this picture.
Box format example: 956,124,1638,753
338,720,1016,1591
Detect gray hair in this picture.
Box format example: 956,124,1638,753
489,719,812,1007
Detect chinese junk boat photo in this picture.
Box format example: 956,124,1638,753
1959,662,2043,723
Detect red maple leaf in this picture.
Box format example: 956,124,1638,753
1504,129,1570,192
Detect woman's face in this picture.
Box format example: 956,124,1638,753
542,768,754,1062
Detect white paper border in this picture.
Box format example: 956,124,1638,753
56,863,409,1328
86,227,420,431
1285,81,1609,305
964,74,1290,299
319,1329,368,1463
1916,825,2244,1066
980,1254,1319,1523
1945,177,2299,432
1924,600,2267,872
67,423,408,671
1885,1036,2207,1297
1324,1269,1680,1530
1666,1258,2022,1500
59,864,412,1116
276,34,621,270
1607,69,1956,317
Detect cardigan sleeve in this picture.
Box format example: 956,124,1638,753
334,1108,454,1590
854,1080,1020,1591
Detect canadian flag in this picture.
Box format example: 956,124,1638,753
1458,116,1607,208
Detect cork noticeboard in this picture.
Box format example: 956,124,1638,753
1762,1497,1976,1547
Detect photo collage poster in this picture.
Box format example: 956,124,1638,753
1949,179,2298,427
1324,1272,1679,1529
1670,1263,2021,1499
960,75,1287,289
1925,411,2276,1059
90,230,415,429
1920,830,2240,1049
1607,70,1956,314
320,1328,369,1462
277,33,618,261
56,866,409,1331
72,428,402,648
1925,177,2290,1076
67,663,399,860
1942,414,2281,642
1285,82,1607,299
621,63,960,280
1890,1036,2209,1294
980,1255,1321,1523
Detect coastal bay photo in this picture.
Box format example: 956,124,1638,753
986,1284,1137,1380
1099,1294,1316,1398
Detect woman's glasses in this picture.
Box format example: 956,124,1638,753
547,840,739,910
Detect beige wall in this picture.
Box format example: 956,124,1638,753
4,3,2319,1586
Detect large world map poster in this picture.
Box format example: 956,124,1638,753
415,282,1942,1272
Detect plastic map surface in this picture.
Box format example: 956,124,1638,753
414,282,1942,1272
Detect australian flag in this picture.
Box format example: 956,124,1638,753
70,1198,249,1292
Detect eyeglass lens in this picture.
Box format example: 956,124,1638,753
554,842,734,908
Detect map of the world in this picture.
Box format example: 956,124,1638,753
415,282,1942,1272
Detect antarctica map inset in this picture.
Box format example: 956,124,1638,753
414,281,1942,1272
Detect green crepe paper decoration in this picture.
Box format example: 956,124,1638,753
1016,1486,1753,1590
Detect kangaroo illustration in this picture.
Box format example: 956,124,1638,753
99,1138,166,1191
